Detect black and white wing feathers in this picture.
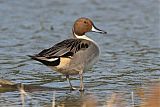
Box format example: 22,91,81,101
28,39,90,66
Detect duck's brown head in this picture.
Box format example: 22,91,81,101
73,17,107,36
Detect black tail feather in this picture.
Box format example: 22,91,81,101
27,55,37,60
27,55,60,66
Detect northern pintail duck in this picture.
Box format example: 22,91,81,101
28,17,107,91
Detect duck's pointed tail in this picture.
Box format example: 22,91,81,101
27,55,60,66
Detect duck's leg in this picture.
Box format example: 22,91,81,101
66,75,76,90
79,72,84,91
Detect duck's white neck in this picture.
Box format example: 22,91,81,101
73,32,94,42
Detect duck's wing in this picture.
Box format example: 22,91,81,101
28,39,91,66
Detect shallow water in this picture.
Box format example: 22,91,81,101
0,0,160,107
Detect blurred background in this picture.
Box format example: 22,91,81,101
0,0,159,107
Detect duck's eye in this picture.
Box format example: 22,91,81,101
84,21,87,24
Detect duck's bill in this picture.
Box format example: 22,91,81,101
91,25,107,34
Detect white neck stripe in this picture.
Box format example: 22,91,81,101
73,33,94,41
